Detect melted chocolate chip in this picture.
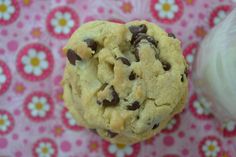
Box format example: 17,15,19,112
117,57,131,66
184,67,188,77
129,71,136,80
133,33,158,47
133,48,140,62
102,86,120,106
107,130,118,138
67,49,81,65
168,33,176,38
161,61,171,71
152,123,159,130
127,101,140,110
84,38,97,51
129,24,147,35
130,24,148,44
181,74,184,82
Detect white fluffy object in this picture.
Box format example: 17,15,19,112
193,9,236,122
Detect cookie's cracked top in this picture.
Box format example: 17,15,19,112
62,20,188,144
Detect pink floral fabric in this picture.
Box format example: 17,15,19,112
0,0,236,157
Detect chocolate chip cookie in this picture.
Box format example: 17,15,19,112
62,20,188,144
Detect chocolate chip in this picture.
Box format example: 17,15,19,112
84,38,97,51
102,86,120,106
184,67,188,77
100,83,108,91
127,101,140,110
67,49,81,65
129,71,136,80
168,33,176,38
129,24,147,35
117,57,131,66
161,61,171,71
133,33,158,47
146,36,158,47
133,48,140,62
136,116,140,120
90,129,97,134
124,98,128,102
181,74,184,82
69,84,72,89
107,130,118,138
130,24,148,44
152,123,159,129
97,100,102,105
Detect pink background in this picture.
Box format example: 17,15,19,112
0,0,236,157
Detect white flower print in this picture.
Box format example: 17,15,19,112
0,66,6,87
28,96,50,117
0,0,15,20
108,144,133,157
65,112,77,126
154,0,178,19
36,142,55,157
50,11,74,34
202,140,220,157
214,11,227,25
224,120,236,131
0,114,10,131
166,118,176,130
21,49,49,76
193,101,210,115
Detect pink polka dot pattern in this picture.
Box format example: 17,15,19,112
1,0,236,156
0,138,8,151
60,140,71,152
163,136,175,146
15,151,22,157
7,40,18,52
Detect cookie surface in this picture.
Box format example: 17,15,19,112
62,20,188,144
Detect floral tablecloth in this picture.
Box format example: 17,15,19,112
0,0,236,157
